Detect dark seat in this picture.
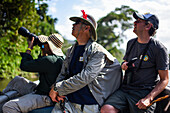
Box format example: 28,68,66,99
28,106,54,113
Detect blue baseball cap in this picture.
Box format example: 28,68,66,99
133,12,159,29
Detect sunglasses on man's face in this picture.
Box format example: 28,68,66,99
134,20,149,25
134,20,145,23
74,20,88,25
74,20,81,25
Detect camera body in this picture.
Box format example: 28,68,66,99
123,57,138,85
127,57,137,66
18,27,41,46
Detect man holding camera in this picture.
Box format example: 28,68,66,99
3,33,64,113
49,10,122,113
101,12,169,113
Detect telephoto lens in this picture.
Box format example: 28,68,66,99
18,27,41,46
18,27,30,38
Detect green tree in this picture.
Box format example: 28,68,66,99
0,0,40,79
36,3,58,35
97,5,137,62
0,0,71,79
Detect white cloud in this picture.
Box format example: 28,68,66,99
46,0,170,52
49,6,57,14
82,0,92,4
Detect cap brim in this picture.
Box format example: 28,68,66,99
133,12,145,20
70,17,97,41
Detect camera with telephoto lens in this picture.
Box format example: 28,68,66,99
18,27,41,46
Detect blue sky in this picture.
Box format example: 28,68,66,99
42,0,170,52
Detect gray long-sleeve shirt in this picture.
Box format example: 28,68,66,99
54,39,122,106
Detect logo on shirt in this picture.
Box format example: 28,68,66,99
79,56,84,62
143,55,149,61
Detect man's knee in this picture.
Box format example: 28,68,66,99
100,104,119,113
2,101,19,113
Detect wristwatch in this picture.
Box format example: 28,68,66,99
53,86,58,92
53,83,58,92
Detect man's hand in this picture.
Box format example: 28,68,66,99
49,88,65,103
26,37,34,54
136,70,169,110
136,98,151,109
121,62,129,70
121,61,135,70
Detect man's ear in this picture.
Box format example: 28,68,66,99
145,23,152,30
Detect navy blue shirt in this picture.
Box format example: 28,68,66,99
67,45,98,105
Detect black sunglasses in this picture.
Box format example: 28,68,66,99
74,20,81,25
134,20,149,25
74,20,88,25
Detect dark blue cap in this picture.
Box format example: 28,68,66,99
133,12,159,29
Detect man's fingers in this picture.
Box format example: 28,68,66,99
31,37,34,42
57,96,65,102
53,98,59,103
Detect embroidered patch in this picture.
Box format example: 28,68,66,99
143,55,149,61
79,56,84,62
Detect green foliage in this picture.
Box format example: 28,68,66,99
62,38,72,55
97,5,137,62
0,1,137,79
0,0,40,79
36,3,58,35
0,0,70,79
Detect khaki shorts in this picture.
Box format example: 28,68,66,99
3,93,53,113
